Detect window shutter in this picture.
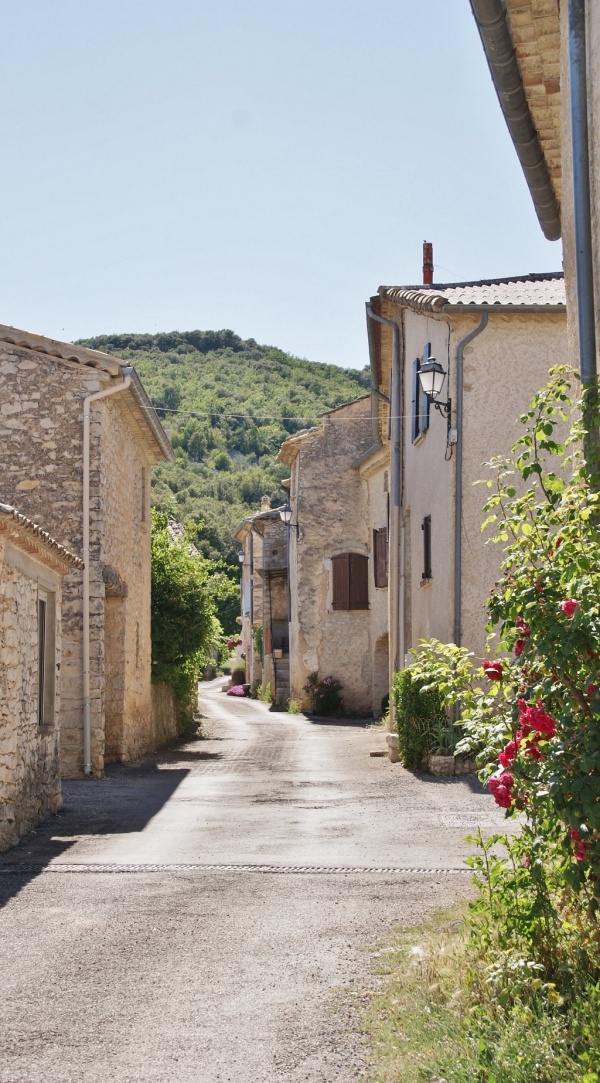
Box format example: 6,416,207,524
421,343,431,434
422,515,432,580
411,358,420,443
349,553,369,610
373,528,388,588
332,553,350,610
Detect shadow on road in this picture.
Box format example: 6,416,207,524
0,752,190,910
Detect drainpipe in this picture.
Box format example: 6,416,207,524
82,376,132,775
568,0,598,469
453,315,488,647
366,304,403,727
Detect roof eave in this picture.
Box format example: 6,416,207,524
469,0,561,241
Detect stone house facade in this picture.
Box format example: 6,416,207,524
234,498,290,703
277,398,382,715
365,273,567,716
0,504,82,851
0,326,174,777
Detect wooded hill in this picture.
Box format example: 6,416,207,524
79,330,370,571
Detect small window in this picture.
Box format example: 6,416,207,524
331,553,369,610
38,589,56,726
422,515,432,581
412,344,432,443
373,528,388,588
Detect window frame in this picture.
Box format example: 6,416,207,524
37,587,56,728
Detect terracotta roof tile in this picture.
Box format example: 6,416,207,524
380,271,565,313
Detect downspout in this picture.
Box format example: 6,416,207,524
452,314,488,647
82,375,132,776
568,0,598,467
366,304,403,727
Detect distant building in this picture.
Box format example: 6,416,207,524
277,398,383,715
0,504,82,851
234,497,290,703
0,325,174,777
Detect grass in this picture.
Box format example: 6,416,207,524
363,908,600,1083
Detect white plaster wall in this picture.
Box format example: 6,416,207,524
459,311,567,657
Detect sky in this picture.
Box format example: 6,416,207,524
0,1,562,370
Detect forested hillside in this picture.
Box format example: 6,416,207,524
79,330,370,573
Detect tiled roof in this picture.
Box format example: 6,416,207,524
0,503,83,573
380,272,565,314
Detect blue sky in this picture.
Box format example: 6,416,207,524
0,1,561,369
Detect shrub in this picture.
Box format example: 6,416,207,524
392,667,447,769
286,698,300,714
251,623,264,662
303,672,343,715
151,510,221,722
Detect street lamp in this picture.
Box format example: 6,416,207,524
418,357,453,434
279,505,292,525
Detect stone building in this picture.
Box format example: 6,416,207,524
0,325,174,777
0,504,82,851
365,272,567,723
234,497,290,703
469,1,599,383
277,398,382,715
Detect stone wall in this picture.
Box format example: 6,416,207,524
0,537,62,851
150,682,180,748
0,343,158,777
286,399,375,714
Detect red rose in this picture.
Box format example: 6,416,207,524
560,598,579,618
493,785,512,809
482,660,503,681
499,771,514,788
498,741,517,768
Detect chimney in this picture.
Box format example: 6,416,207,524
422,241,433,286
260,495,271,512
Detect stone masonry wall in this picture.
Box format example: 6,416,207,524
290,399,374,714
97,394,154,764
0,343,157,776
0,537,62,851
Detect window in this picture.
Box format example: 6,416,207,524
373,528,388,588
37,589,56,726
422,515,432,581
332,553,369,610
412,343,432,443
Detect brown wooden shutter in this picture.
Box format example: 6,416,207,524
349,553,369,610
332,553,350,610
373,528,388,588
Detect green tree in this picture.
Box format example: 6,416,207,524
151,510,222,716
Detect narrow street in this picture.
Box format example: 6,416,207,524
0,679,504,1083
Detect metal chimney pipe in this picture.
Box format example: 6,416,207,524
423,241,433,285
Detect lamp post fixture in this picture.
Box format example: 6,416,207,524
279,505,292,526
418,357,453,439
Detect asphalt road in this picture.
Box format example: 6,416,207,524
0,679,505,1083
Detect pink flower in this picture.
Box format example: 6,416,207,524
488,776,500,795
560,598,579,618
226,684,247,697
570,829,588,862
499,771,514,789
482,660,503,681
498,741,517,768
518,699,556,740
494,784,512,809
